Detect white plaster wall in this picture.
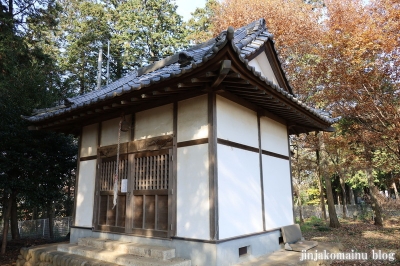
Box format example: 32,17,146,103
248,52,278,86
100,115,131,146
218,144,263,239
177,95,208,142
177,144,210,240
75,159,97,227
134,104,173,140
80,123,98,157
216,96,258,148
260,116,289,156
262,155,293,229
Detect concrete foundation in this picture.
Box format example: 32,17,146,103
70,227,281,266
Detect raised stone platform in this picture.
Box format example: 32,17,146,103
16,238,191,266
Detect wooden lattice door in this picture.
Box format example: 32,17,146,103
128,149,172,238
96,155,128,233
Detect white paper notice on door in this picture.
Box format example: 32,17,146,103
121,179,128,193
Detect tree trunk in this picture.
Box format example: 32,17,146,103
47,204,54,239
350,188,355,205
298,194,304,224
339,175,347,218
393,181,398,199
316,149,327,220
10,193,20,240
1,196,12,254
324,175,341,228
366,169,384,226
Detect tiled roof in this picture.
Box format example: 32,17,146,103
25,18,335,126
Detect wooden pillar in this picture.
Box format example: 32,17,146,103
208,92,219,240
257,112,266,231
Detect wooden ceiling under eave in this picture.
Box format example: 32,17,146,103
31,43,332,136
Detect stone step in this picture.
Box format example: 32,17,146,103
58,243,191,266
17,244,123,266
78,237,176,260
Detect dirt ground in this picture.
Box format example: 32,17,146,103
302,216,400,265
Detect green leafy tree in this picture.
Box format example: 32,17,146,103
0,0,77,252
185,0,219,44
114,0,188,68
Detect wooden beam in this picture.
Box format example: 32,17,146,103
191,77,213,83
205,71,217,77
177,83,194,88
227,72,241,78
222,79,250,85
164,87,193,92
225,86,267,95
211,60,231,88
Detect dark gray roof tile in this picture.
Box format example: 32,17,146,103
25,18,335,125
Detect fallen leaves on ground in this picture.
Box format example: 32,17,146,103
302,216,400,265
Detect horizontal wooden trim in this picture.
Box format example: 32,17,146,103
177,138,208,148
79,155,97,161
261,150,289,160
217,138,259,153
217,138,289,160
134,149,169,158
99,191,127,195
130,228,168,238
96,225,126,233
128,135,173,154
172,227,281,244
101,154,128,162
70,225,92,230
99,135,173,158
132,189,168,195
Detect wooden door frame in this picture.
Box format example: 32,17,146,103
93,136,175,238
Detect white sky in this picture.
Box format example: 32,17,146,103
174,0,207,21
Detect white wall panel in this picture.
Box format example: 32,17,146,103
260,116,289,156
134,104,173,140
216,96,258,148
262,155,293,229
177,95,208,142
81,123,98,157
177,144,210,239
218,144,263,239
75,159,97,227
248,52,278,86
101,116,131,146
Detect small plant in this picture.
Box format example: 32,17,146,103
317,226,331,231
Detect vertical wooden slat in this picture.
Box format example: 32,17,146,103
157,155,161,189
146,156,149,189
136,158,140,190
150,156,152,190
164,154,168,189
155,194,158,230
115,193,119,227
140,157,143,190
137,157,140,190
142,195,146,229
